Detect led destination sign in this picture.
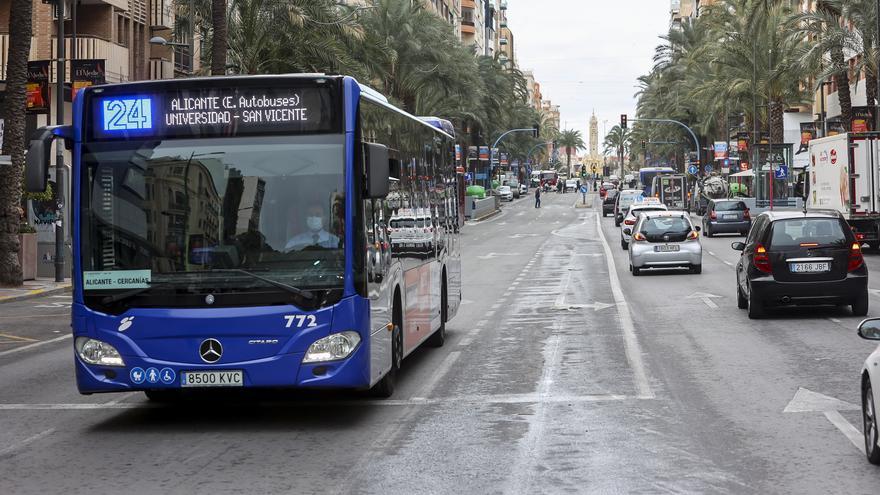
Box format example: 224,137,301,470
91,84,338,139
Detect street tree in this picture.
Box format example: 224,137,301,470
211,0,228,75
557,129,585,177
0,0,33,285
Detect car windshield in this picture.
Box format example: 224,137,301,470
715,201,747,211
769,218,848,248
79,135,345,311
619,191,644,208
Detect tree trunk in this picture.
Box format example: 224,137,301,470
0,0,33,286
769,100,785,144
566,151,571,176
866,69,877,130
832,46,852,132
211,0,227,75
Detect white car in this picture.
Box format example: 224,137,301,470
497,185,514,201
859,318,880,464
620,202,668,250
520,184,528,195
565,179,578,192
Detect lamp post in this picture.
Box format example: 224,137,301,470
53,0,66,282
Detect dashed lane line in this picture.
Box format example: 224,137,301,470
0,335,69,358
411,351,461,401
0,428,55,458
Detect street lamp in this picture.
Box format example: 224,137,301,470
149,36,189,48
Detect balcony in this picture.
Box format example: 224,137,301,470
52,35,130,83
462,0,476,8
461,22,476,35
0,35,40,80
500,37,508,45
500,0,507,10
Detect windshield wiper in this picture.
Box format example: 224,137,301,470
101,282,172,305
207,269,314,300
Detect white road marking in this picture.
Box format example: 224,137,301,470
477,252,521,260
103,392,137,406
458,336,473,347
485,311,495,317
50,295,71,299
0,335,69,358
829,318,842,324
708,251,716,256
686,292,722,309
870,289,880,298
0,428,55,457
595,212,655,399
411,351,461,401
0,313,68,319
723,260,733,266
824,411,866,455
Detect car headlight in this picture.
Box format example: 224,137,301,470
303,331,361,363
75,337,125,367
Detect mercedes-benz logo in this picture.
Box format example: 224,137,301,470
199,339,223,363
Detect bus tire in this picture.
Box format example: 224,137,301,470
371,298,402,399
426,278,447,348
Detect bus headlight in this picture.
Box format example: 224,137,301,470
75,337,125,367
303,331,361,363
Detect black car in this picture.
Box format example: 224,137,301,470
703,199,751,237
732,210,868,319
602,190,619,216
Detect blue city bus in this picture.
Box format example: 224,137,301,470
25,75,462,399
638,166,675,196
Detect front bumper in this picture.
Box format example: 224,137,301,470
630,241,702,269
750,274,868,307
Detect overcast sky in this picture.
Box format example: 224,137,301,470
505,0,670,154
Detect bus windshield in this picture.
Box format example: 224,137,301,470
79,134,345,311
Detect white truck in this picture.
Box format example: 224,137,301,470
808,133,880,248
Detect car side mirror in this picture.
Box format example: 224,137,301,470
365,143,389,199
858,318,880,340
623,228,632,236
694,225,701,232
731,241,745,251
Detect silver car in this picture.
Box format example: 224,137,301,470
625,211,702,275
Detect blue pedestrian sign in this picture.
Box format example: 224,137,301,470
580,185,588,194
687,165,698,175
774,165,788,180
704,164,713,174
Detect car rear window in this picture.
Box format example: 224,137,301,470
629,207,665,216
392,219,414,228
769,218,847,248
619,192,644,208
715,201,747,211
639,216,692,242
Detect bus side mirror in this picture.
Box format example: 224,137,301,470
365,142,389,199
25,127,56,193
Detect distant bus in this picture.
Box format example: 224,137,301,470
25,74,462,400
541,170,559,186
639,167,675,196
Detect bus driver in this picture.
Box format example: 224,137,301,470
285,203,340,251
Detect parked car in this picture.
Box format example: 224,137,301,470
625,210,702,275
620,202,668,250
602,189,619,216
614,189,645,226
497,185,514,201
732,210,868,319
857,318,880,465
703,199,751,237
520,184,528,195
507,180,521,198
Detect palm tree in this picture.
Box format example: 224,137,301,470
604,125,632,174
556,129,585,177
0,0,33,285
211,0,227,75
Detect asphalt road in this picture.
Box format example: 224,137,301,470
2,190,880,494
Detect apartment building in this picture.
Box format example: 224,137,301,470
523,70,542,112
495,0,514,68
461,0,496,55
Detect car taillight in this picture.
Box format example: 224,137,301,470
624,218,636,226
709,211,717,220
856,232,865,241
753,244,772,273
743,209,751,220
687,230,699,240
849,242,864,271
633,233,646,242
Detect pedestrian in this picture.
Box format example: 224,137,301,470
535,186,541,208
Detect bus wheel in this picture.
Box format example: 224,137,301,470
427,281,447,347
371,324,401,398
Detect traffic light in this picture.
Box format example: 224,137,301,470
620,114,627,129
641,140,646,150
532,124,540,138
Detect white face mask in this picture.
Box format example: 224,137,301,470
306,216,323,232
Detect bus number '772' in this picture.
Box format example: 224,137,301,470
284,315,317,328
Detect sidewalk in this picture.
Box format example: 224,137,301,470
0,278,72,304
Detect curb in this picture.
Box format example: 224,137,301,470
0,284,73,304
468,208,502,223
